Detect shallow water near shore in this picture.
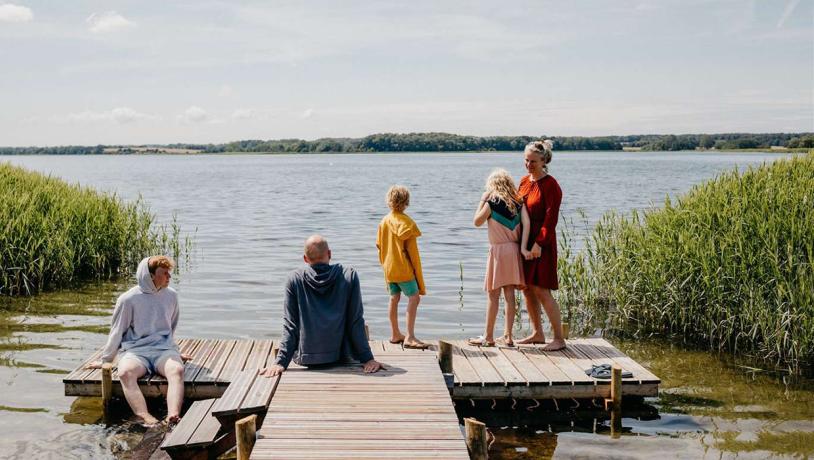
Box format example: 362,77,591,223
1,151,811,458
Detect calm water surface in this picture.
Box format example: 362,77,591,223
1,151,811,459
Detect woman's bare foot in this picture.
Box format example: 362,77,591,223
542,338,566,351
389,334,405,344
517,333,546,345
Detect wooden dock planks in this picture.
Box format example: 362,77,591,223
252,352,469,460
63,337,659,400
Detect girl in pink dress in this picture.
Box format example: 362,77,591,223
469,169,526,347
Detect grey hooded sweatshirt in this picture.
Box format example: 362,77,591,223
100,257,180,363
274,263,374,368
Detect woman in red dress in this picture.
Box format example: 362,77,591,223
517,140,566,350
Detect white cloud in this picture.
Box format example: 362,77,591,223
66,107,154,123
300,108,314,119
86,11,134,33
0,4,33,22
180,106,210,123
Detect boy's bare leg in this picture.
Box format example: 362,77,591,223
388,294,405,343
518,287,546,344
118,359,159,425
404,294,424,345
538,287,566,351
483,289,501,342
158,357,185,422
502,286,517,342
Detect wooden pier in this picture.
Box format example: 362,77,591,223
252,351,469,459
64,337,659,401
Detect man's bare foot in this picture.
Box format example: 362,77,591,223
517,333,546,345
389,334,405,344
542,338,566,351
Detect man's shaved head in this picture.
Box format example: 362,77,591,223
304,234,331,263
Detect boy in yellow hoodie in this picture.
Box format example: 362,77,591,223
376,185,429,349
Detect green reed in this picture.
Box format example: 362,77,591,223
558,153,814,372
0,163,190,296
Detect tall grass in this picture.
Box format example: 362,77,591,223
559,153,814,372
0,163,189,296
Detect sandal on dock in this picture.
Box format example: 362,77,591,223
584,363,633,379
467,336,495,347
404,341,431,350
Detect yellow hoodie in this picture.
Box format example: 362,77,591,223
376,211,426,295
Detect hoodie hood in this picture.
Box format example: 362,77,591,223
136,257,159,294
302,263,344,294
390,212,422,240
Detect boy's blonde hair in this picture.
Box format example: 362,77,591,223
386,185,410,212
485,169,520,215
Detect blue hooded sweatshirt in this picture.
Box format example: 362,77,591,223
274,263,374,368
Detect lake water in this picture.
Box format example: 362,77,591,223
1,151,811,459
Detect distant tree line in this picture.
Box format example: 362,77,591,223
2,132,812,155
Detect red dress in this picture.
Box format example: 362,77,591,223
518,174,562,290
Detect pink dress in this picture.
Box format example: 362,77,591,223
483,199,526,291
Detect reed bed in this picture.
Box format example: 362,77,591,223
0,163,187,296
559,153,814,372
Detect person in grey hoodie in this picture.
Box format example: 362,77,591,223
261,235,383,377
86,256,189,426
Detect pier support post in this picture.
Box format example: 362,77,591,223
438,340,453,374
365,324,370,340
610,364,622,412
101,363,113,413
607,364,622,438
464,417,488,460
562,322,570,339
236,414,257,460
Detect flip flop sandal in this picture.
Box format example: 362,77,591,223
389,339,405,344
404,342,431,350
467,336,495,347
584,364,633,379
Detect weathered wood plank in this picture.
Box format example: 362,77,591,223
451,340,503,385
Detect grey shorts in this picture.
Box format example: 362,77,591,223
120,348,182,375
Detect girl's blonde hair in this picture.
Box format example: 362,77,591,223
386,185,410,212
525,139,554,173
485,169,520,215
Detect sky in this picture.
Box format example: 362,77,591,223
0,0,812,146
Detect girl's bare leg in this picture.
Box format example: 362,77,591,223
482,288,501,342
502,286,517,342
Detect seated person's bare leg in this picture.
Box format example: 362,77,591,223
157,355,185,423
117,358,159,425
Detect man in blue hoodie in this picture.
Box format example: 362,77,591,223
86,256,189,426
261,235,382,376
